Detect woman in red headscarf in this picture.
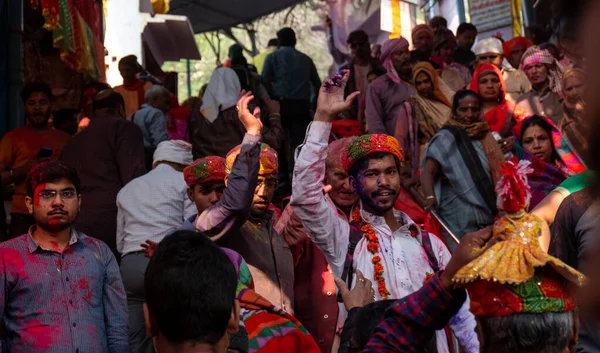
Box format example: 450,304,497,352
470,63,526,154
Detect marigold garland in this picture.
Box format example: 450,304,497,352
352,208,390,299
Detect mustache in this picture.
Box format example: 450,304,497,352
371,188,397,197
48,209,68,216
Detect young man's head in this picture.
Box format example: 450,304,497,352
343,135,403,216
267,38,278,48
144,85,172,114
277,27,296,48
118,55,141,84
225,144,278,219
52,109,78,136
21,82,53,129
326,137,359,210
347,30,371,61
434,28,458,65
456,23,478,50
25,161,81,232
92,89,126,119
184,156,227,214
144,230,239,353
429,16,447,32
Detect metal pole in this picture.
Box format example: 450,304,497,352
456,0,466,24
408,187,461,245
186,59,191,98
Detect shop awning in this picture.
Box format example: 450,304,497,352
168,0,307,33
142,14,202,66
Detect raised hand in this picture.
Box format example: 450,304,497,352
236,91,263,136
315,69,360,122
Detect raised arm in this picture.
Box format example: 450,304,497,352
195,92,262,239
290,70,359,276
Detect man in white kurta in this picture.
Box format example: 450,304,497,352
290,72,479,353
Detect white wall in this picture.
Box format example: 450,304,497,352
439,0,460,33
104,0,151,87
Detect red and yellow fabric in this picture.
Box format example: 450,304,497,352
225,143,278,176
341,134,404,172
183,157,226,186
37,0,103,79
453,209,586,317
233,252,320,353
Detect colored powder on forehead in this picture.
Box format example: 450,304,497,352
33,183,47,207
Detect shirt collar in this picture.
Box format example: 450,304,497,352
359,207,422,241
26,225,79,253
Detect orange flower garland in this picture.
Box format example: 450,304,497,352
352,208,390,299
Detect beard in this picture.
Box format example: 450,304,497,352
359,187,399,215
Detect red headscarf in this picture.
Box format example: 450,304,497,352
502,37,534,60
469,64,514,134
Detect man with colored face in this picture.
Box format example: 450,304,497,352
0,161,128,352
516,46,565,125
275,137,358,352
291,71,479,353
433,28,472,90
0,82,71,239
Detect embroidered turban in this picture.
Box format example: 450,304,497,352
183,156,226,186
153,140,193,166
225,143,278,175
341,134,404,172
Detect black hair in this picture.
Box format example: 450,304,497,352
342,300,437,353
119,55,140,69
519,115,562,164
452,89,482,114
144,230,238,345
92,91,125,113
479,312,574,353
347,30,369,44
410,49,430,63
52,109,77,127
367,67,386,78
347,152,401,180
267,38,278,47
429,16,448,29
26,161,81,197
457,23,478,36
21,82,52,103
277,27,296,47
526,25,551,45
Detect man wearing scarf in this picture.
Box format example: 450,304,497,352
114,55,153,118
411,24,435,59
117,140,196,353
517,46,565,125
472,37,531,104
365,37,416,139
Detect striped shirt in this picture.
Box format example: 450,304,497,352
0,228,128,352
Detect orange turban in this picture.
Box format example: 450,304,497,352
225,143,278,176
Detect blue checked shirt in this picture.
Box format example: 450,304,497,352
0,228,128,352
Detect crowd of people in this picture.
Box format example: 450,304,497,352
0,8,597,353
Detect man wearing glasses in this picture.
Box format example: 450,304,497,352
0,161,128,352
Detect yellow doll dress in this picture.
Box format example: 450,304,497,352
453,212,586,286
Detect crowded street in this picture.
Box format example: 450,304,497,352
0,0,599,352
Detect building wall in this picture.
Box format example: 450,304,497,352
104,0,152,87
440,0,460,33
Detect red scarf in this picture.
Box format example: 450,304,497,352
122,80,147,109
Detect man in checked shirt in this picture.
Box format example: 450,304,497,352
0,161,128,352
